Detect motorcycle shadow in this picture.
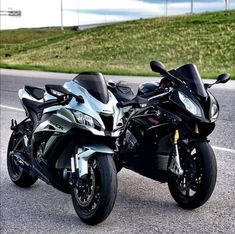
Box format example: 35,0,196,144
116,169,193,214
2,169,197,231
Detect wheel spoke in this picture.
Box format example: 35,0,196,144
73,159,100,213
171,144,202,199
186,189,190,197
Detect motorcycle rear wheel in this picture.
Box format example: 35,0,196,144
71,154,117,225
7,123,38,187
168,141,217,209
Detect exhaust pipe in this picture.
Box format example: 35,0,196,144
10,151,31,171
10,151,50,184
10,151,71,193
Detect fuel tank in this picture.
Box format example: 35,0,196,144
137,82,160,96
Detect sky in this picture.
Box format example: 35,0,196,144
0,0,234,30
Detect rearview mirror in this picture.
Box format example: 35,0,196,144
216,73,230,84
45,84,84,103
205,73,231,89
45,84,70,97
150,61,167,75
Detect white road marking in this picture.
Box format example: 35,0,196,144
212,146,235,154
1,104,235,154
0,104,24,112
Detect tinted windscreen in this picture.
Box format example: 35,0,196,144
73,72,109,104
175,64,208,98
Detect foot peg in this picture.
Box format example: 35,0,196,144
11,119,18,130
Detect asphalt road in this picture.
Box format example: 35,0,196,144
0,69,235,234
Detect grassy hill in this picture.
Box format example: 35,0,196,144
0,10,235,78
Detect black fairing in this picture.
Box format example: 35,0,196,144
164,86,216,137
21,98,43,126
73,72,109,104
121,109,179,182
175,64,208,99
169,86,206,120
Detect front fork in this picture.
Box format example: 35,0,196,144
168,129,184,176
169,124,200,176
70,144,114,179
70,148,94,178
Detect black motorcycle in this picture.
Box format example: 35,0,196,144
108,61,230,209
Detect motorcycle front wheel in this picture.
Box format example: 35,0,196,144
71,154,117,225
168,141,217,209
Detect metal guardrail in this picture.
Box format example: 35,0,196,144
0,10,21,16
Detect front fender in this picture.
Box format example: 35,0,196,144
56,144,114,178
83,144,114,155
75,144,114,177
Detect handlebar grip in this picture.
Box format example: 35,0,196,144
117,101,135,108
117,96,148,108
117,102,124,108
117,101,137,108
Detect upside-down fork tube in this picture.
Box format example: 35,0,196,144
70,144,114,178
195,123,199,134
168,129,184,175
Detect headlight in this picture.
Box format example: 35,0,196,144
178,91,202,117
208,92,219,122
73,111,94,127
211,103,219,121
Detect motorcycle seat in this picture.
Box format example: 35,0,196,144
108,81,135,102
25,86,45,100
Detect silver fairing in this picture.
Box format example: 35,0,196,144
42,80,124,137
18,80,121,179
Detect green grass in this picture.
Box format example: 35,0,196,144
1,10,235,78
0,27,77,57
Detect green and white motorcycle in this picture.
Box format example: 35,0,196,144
7,72,123,225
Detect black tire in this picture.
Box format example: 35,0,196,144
113,153,122,173
7,123,38,188
168,141,217,209
71,154,117,225
115,163,123,173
